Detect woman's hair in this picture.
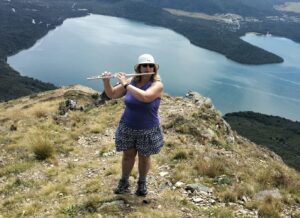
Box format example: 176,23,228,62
134,65,161,82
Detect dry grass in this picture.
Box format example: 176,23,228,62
193,156,227,178
206,206,234,218
39,183,70,197
0,161,34,177
257,195,282,218
1,87,300,217
28,129,55,160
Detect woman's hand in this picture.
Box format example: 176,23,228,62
101,71,112,82
116,72,128,86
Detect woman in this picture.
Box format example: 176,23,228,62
101,54,164,196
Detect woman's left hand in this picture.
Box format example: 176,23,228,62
116,72,127,86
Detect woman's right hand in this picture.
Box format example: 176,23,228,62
101,71,112,82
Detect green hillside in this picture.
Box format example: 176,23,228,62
224,111,300,171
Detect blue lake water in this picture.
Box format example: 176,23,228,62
7,14,300,121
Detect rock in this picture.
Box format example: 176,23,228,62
255,189,282,201
201,128,215,141
185,91,213,109
99,200,125,210
175,181,185,188
241,196,248,202
159,171,169,177
102,151,116,157
209,199,216,204
158,180,172,190
185,183,213,193
58,193,64,197
192,197,203,203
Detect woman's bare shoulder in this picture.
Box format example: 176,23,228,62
152,80,164,87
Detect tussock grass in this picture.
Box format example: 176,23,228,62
172,162,194,183
89,124,103,134
221,190,237,203
257,195,282,218
193,156,227,178
4,108,26,122
99,143,115,156
27,101,56,118
219,183,254,203
256,164,298,190
292,210,300,218
22,202,43,216
206,206,234,218
105,163,119,176
39,183,69,197
0,177,33,195
0,161,34,177
29,132,55,160
172,150,189,160
129,208,181,218
233,183,255,199
61,203,83,216
85,178,104,193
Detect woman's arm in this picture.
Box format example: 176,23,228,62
126,81,163,103
102,71,131,99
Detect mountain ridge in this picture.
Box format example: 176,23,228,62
0,85,299,217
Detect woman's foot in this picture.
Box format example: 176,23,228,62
135,180,148,196
114,179,129,194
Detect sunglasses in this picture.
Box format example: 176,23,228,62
141,64,155,68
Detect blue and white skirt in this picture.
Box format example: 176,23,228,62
115,121,164,156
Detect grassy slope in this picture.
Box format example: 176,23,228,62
0,86,299,217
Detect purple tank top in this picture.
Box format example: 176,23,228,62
121,80,161,129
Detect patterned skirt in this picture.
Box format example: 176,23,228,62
115,121,164,156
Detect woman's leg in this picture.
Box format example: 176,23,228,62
136,154,151,196
122,148,137,179
138,155,151,179
115,148,137,194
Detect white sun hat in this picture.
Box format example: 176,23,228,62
134,54,159,72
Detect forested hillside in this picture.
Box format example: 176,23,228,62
224,111,300,171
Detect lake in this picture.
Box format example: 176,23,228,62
7,14,300,121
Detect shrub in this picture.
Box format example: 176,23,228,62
257,195,282,218
30,133,55,160
258,204,280,218
194,157,226,178
222,191,237,203
173,151,188,160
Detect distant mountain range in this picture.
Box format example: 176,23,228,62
1,0,300,100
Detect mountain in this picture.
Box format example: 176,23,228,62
1,0,300,101
224,111,300,172
0,86,299,217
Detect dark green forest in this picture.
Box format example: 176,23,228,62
224,112,300,171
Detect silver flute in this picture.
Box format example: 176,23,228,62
87,72,155,80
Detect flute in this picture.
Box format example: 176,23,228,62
87,72,155,80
